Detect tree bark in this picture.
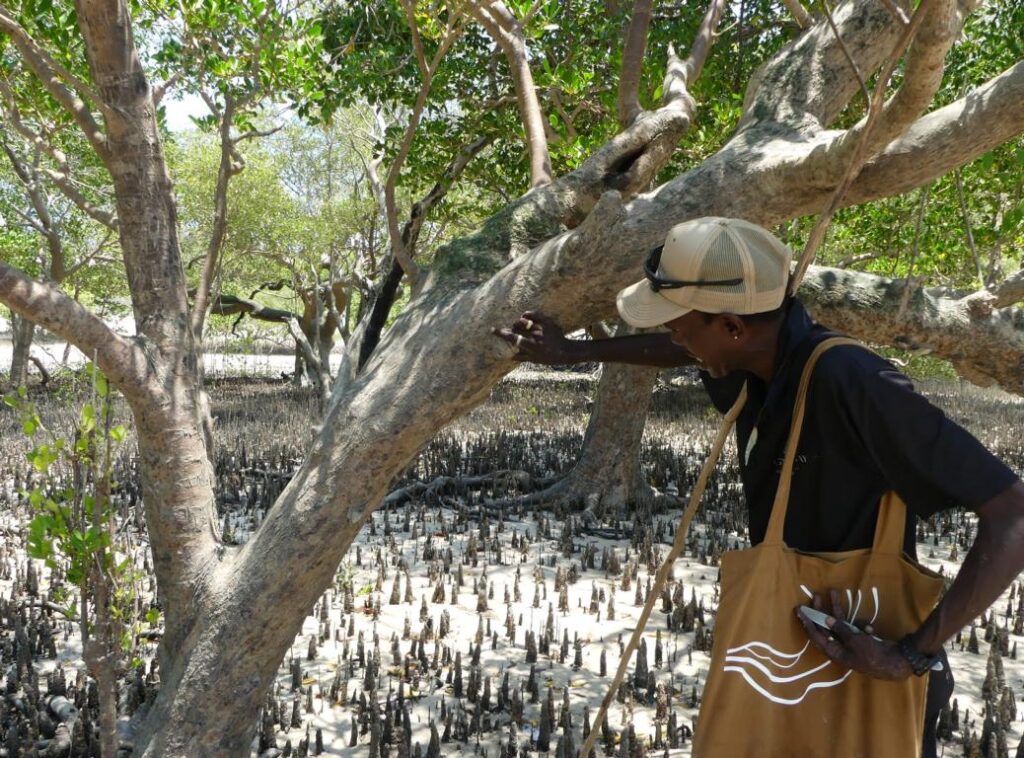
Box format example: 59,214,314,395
543,360,660,518
6,310,35,389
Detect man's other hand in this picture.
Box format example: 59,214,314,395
795,589,914,681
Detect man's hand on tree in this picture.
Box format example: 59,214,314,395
795,589,914,680
493,310,576,364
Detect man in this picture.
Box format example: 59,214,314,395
494,217,1024,756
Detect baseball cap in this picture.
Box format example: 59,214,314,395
616,217,793,328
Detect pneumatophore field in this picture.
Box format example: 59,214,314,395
1,370,1022,756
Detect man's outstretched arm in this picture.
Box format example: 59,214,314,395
493,310,695,368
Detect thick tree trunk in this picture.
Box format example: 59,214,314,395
6,310,34,389
549,360,659,518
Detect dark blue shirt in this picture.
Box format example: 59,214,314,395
701,299,1019,556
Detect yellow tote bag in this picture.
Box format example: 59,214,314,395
692,338,944,757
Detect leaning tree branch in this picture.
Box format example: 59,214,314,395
739,0,913,132
843,60,1024,207
798,266,1024,393
0,7,109,160
465,0,553,188
990,269,1024,310
0,261,154,404
810,0,961,178
617,0,654,128
208,293,299,324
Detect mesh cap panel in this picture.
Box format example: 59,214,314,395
733,225,786,293
697,230,746,294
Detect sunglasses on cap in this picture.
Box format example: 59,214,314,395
644,244,744,293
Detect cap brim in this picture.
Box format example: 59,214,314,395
616,279,692,328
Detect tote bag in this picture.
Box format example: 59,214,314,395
692,337,944,757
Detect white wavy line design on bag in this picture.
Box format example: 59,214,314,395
722,585,878,706
724,640,811,669
723,666,854,705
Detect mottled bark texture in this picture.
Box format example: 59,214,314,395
543,360,660,517
0,0,1023,754
6,310,35,389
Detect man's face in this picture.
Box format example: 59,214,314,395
662,310,738,378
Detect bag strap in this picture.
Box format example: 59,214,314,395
872,491,909,556
762,337,861,545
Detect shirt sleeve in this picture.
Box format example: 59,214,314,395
811,347,1019,519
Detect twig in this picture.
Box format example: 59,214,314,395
954,168,983,286
897,183,931,317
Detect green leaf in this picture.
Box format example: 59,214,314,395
80,403,96,432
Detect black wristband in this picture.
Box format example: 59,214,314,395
897,634,940,677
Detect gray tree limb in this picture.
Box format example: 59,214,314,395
617,0,654,128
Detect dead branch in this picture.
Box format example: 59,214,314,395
383,470,555,507
27,355,50,385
